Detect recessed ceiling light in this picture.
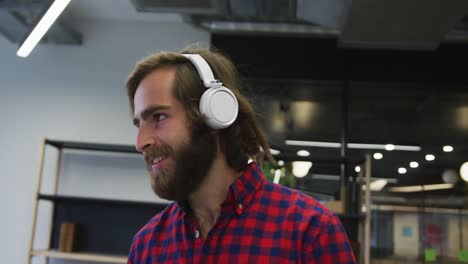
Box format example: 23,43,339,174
385,144,395,151
292,161,312,178
277,160,284,166
443,145,453,152
460,162,468,182
297,150,310,157
425,154,435,161
409,162,419,168
373,153,383,160
398,167,407,174
355,166,361,173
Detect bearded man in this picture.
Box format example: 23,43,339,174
126,48,356,264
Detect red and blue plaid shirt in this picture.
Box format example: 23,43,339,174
127,162,356,263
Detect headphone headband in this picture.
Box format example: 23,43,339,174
182,54,223,88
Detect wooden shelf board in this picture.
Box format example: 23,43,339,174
31,250,127,263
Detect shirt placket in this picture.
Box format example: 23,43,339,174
184,216,203,264
193,225,203,264
187,177,250,263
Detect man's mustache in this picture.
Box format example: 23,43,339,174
143,144,174,164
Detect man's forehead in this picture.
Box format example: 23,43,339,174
134,69,176,111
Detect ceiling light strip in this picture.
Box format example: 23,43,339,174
311,174,398,183
362,179,388,191
17,0,71,58
389,183,454,193
373,205,468,215
285,140,421,151
285,140,341,148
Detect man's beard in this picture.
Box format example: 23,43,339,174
143,124,217,201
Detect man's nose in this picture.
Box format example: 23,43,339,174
136,125,154,153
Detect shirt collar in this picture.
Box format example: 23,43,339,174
225,161,265,215
177,161,265,216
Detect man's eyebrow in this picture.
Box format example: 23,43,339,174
133,105,170,127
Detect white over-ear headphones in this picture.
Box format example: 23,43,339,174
183,54,239,129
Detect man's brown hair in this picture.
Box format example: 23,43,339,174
126,47,274,170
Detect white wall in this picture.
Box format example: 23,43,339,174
0,18,210,264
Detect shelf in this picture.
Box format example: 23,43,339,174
31,250,127,263
28,139,169,264
38,193,169,208
338,214,365,220
46,194,168,255
272,153,365,165
46,139,138,154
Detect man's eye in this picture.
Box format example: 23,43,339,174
154,113,167,122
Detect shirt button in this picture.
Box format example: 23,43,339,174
237,203,243,210
194,230,200,239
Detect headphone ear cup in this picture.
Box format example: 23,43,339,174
199,86,238,129
199,88,209,118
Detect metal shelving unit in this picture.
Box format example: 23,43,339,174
27,138,164,264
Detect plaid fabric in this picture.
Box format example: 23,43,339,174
128,162,356,263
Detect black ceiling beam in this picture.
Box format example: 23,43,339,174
212,34,468,84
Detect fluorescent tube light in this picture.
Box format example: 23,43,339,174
384,144,395,151
352,143,420,151
285,140,340,148
362,179,388,191
17,0,71,58
310,174,398,183
269,148,280,155
390,185,423,192
285,140,421,151
389,183,454,192
421,183,454,191
393,145,421,151
370,179,388,191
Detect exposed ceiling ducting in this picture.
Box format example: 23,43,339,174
2,0,467,50
0,0,81,46
129,0,468,50
131,0,225,15
338,0,468,50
